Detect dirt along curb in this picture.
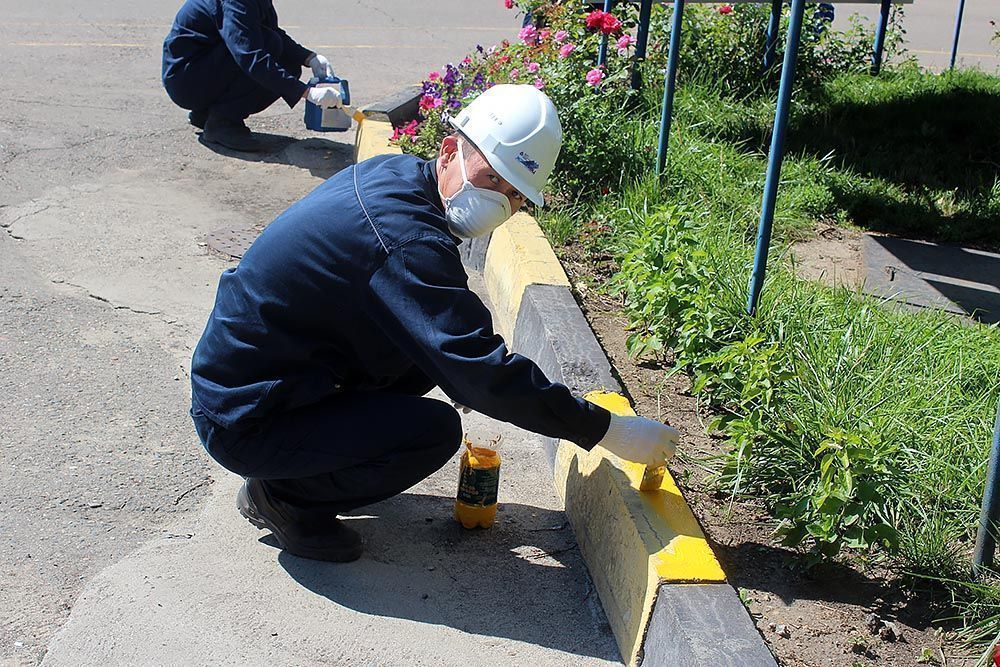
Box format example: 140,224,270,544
357,93,777,666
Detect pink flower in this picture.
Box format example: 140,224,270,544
553,29,569,43
534,77,545,89
509,68,520,80
718,4,733,14
539,29,551,41
616,34,635,56
518,24,538,45
504,0,514,8
401,120,420,136
527,61,540,73
427,71,441,81
558,43,576,59
461,56,472,66
419,95,444,111
586,68,604,86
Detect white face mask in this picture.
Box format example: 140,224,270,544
439,142,513,239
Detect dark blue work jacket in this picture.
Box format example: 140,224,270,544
191,154,611,449
163,0,310,107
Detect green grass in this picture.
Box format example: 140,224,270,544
667,65,1000,250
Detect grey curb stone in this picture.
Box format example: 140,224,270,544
362,85,422,126
643,585,778,666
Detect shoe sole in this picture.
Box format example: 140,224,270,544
237,483,363,563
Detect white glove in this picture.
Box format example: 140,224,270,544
452,400,472,414
308,53,335,79
306,85,343,109
596,414,679,466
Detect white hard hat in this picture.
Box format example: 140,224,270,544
449,84,562,207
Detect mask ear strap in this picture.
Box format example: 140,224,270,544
457,141,470,184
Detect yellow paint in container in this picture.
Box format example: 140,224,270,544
454,437,503,529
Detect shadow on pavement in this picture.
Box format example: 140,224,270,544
863,235,1000,324
275,492,618,661
198,132,353,179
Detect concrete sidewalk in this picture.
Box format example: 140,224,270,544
42,397,618,666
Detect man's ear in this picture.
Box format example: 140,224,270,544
439,134,459,166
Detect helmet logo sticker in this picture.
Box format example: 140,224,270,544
515,151,540,174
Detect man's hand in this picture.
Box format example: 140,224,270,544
451,400,472,414
305,85,343,109
596,414,679,466
307,53,335,79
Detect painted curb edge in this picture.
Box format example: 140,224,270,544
353,98,776,667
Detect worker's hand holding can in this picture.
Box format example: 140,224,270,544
596,414,679,466
307,53,335,79
305,84,343,109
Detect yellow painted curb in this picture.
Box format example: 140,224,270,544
354,117,400,163
483,213,569,341
555,391,725,665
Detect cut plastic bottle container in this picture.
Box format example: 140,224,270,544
304,75,352,132
454,436,503,529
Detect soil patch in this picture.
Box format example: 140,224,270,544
790,224,865,289
556,242,974,667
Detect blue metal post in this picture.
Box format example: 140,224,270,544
656,0,685,175
870,0,891,76
950,0,967,70
597,0,615,68
763,0,782,70
973,399,1000,575
746,0,807,316
631,0,655,90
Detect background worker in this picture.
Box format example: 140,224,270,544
190,85,680,563
162,0,343,152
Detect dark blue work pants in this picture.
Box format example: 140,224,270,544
163,28,300,121
191,370,462,517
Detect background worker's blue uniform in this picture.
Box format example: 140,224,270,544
190,154,612,515
162,0,311,120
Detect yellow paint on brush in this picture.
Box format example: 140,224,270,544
483,213,569,340
353,117,400,163
552,390,725,665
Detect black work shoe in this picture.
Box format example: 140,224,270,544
188,109,208,129
237,478,363,562
202,115,263,152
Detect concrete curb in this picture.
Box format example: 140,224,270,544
354,101,776,667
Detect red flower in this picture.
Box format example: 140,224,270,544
585,10,607,30
718,4,733,14
993,644,1000,667
601,13,622,34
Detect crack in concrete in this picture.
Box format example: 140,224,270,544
51,278,163,316
1,203,52,230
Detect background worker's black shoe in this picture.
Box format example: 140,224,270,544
202,115,263,153
188,109,208,129
237,478,363,562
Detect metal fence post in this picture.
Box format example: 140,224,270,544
870,0,891,75
656,0,685,175
597,0,615,67
763,0,783,70
973,399,1000,575
746,0,807,316
950,0,967,70
631,0,655,90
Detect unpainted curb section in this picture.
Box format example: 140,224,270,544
354,106,776,667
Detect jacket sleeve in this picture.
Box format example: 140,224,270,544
365,236,611,449
220,0,308,107
276,26,312,70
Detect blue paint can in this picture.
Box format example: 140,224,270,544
304,75,352,132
